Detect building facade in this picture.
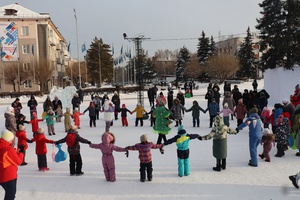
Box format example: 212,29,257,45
0,3,68,92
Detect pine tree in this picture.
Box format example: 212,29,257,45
236,27,256,78
256,0,290,70
209,36,217,57
197,31,210,65
175,46,190,82
138,52,157,82
85,37,113,85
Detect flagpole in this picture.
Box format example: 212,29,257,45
0,42,5,91
32,43,36,91
74,8,81,88
98,40,101,88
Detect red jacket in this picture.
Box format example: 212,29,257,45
28,118,43,133
0,139,23,183
16,130,29,150
31,133,54,155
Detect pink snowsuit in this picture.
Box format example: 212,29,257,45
89,132,126,182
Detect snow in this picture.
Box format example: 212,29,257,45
1,79,299,200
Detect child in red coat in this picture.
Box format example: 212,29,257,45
16,125,29,166
28,112,43,136
72,108,83,129
30,128,54,171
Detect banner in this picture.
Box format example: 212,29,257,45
0,22,19,61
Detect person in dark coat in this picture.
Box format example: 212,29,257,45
147,87,155,107
71,93,81,111
232,88,242,107
77,88,84,103
252,79,258,92
52,96,63,116
205,88,214,107
213,87,221,105
111,91,121,120
242,89,251,110
43,96,53,113
27,95,38,119
167,91,174,110
176,91,185,107
11,98,22,119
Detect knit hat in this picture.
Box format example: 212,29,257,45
15,97,20,101
19,125,26,131
223,103,228,108
1,130,14,142
262,128,272,135
140,134,148,143
122,104,126,108
70,125,78,131
249,107,258,115
6,106,14,113
37,128,44,134
177,125,186,135
282,99,289,104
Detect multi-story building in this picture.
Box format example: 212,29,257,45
0,3,68,92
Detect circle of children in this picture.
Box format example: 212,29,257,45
2,82,300,198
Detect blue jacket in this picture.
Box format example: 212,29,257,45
237,113,263,138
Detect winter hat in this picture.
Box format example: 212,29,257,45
15,97,20,101
140,134,148,143
177,125,186,135
159,92,163,96
6,105,14,113
223,103,228,108
18,125,26,131
32,112,37,118
249,107,258,115
1,130,14,142
70,125,78,131
282,99,289,104
122,104,126,108
262,128,272,135
37,128,44,134
296,84,300,90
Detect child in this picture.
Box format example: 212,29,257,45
259,128,275,162
29,128,54,171
103,100,115,131
16,113,29,130
131,103,147,127
199,116,237,171
119,104,131,127
274,114,290,157
83,101,96,127
54,104,63,122
218,103,234,127
43,108,58,136
170,98,185,127
89,132,128,182
206,98,220,128
147,106,155,127
62,108,72,132
16,125,30,166
126,134,163,182
164,125,200,177
28,111,43,136
55,125,91,176
234,99,248,126
185,100,206,127
289,172,300,189
72,108,83,129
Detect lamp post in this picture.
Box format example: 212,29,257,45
98,40,101,88
123,33,150,105
0,42,4,91
74,8,81,88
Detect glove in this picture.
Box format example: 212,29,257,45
18,145,25,153
27,139,32,143
125,150,129,157
235,128,239,133
159,148,164,154
198,136,202,140
87,141,92,145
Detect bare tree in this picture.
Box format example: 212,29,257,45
184,54,204,80
65,61,86,87
33,60,54,93
4,62,30,92
204,54,239,84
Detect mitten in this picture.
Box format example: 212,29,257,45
125,150,129,157
198,136,203,140
235,128,239,133
159,148,164,154
87,141,92,144
27,139,32,143
18,145,25,153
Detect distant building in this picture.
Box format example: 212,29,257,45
0,3,69,92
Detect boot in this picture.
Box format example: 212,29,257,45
213,159,221,172
289,172,300,189
259,154,265,159
221,159,226,170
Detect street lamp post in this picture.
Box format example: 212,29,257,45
74,9,81,88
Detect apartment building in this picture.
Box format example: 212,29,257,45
0,3,68,92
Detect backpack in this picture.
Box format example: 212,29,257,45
66,133,77,147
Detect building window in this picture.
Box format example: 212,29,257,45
21,26,29,36
22,45,30,54
49,29,54,37
23,63,30,71
24,80,32,88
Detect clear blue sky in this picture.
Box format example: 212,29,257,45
1,0,262,59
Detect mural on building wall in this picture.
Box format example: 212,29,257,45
0,22,19,61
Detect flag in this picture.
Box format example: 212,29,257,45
67,42,71,52
32,43,34,55
81,43,86,53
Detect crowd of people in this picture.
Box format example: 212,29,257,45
2,81,300,199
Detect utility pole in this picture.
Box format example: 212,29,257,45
123,33,150,106
74,9,81,88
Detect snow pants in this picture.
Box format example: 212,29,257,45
102,154,116,182
177,149,190,177
249,136,261,166
0,178,17,200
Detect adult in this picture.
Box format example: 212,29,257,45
43,96,53,113
153,85,158,99
77,87,84,103
213,87,221,105
242,89,251,110
232,86,242,106
291,84,300,107
282,99,295,124
71,93,81,111
11,98,22,119
27,95,38,119
4,106,17,147
101,92,109,108
52,96,62,116
252,79,258,92
237,108,263,167
147,87,155,107
156,92,167,107
205,88,214,107
167,91,174,110
111,91,121,120
223,80,231,95
93,95,102,120
0,130,24,200
176,91,185,107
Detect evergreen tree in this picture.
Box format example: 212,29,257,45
175,46,190,82
236,27,256,78
85,37,113,85
197,31,210,64
209,36,217,57
140,54,157,82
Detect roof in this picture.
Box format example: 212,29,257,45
0,3,49,19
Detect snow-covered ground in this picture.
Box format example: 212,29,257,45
1,79,299,200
